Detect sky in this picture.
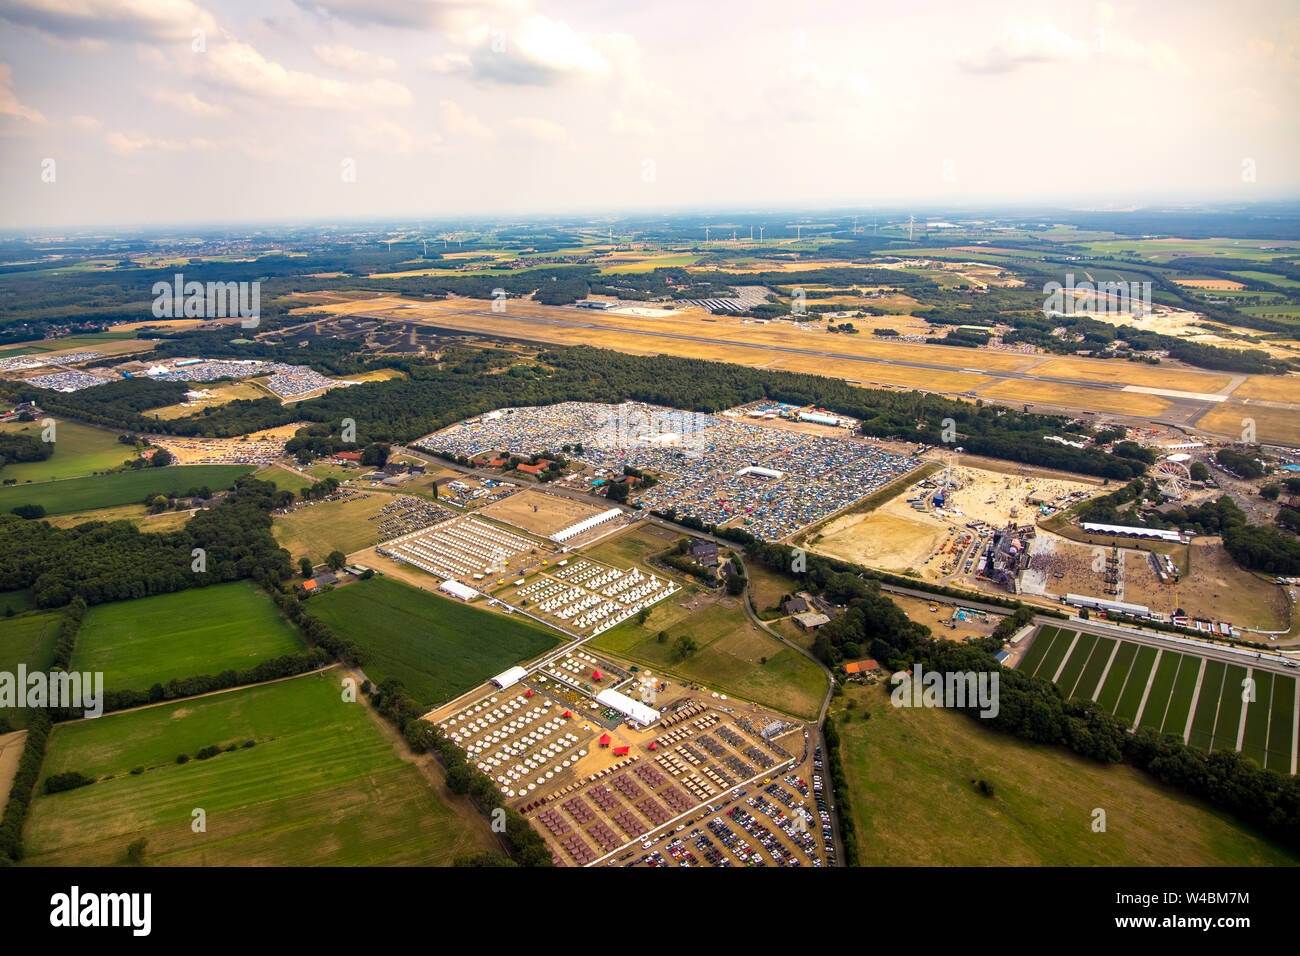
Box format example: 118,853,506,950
0,0,1297,229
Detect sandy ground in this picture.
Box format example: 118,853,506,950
811,463,1096,581
0,730,28,810
890,593,1001,642
478,489,607,536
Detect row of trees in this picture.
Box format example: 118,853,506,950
0,476,293,608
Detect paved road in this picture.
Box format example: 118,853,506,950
733,553,846,865
351,301,1297,432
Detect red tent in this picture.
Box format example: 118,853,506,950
598,733,611,747
612,746,630,756
562,710,572,719
524,689,534,697
592,669,603,681
647,742,658,750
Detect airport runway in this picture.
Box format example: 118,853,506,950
347,300,1271,434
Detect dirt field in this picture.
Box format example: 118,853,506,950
890,593,1001,643
1196,402,1300,445
1173,278,1247,290
809,463,1096,581
478,489,608,536
1021,531,1289,631
0,729,27,809
977,379,1173,417
1185,539,1291,631
1026,358,1232,394
1225,375,1300,403
147,380,270,419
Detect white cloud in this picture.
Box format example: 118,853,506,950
439,99,495,140
428,13,627,87
506,115,567,146
291,0,517,30
957,21,1092,73
313,43,399,74
106,130,213,153
0,0,218,42
202,39,413,110
347,116,443,155
0,62,45,123
148,89,230,117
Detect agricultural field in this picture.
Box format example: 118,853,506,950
272,491,395,561
1018,625,1298,773
0,331,145,356
69,582,304,692
0,610,62,727
0,464,255,516
307,576,560,708
834,682,1298,865
0,418,133,483
21,673,496,866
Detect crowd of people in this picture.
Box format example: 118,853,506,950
417,401,919,541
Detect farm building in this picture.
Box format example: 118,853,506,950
793,612,831,630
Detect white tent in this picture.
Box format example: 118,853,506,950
595,688,660,727
439,579,478,601
490,666,528,690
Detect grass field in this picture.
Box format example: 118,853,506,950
145,381,269,419
70,582,304,691
590,596,827,720
1196,402,1300,446
833,682,1298,865
977,379,1173,417
39,503,194,533
308,576,560,707
0,465,254,516
0,331,142,355
0,611,62,727
0,419,133,483
272,492,394,561
21,673,495,865
1019,625,1297,771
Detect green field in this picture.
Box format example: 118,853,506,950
22,673,495,865
590,597,828,720
0,610,62,728
1188,660,1226,751
1138,651,1182,731
272,491,393,561
0,331,140,356
308,576,560,707
70,582,304,691
833,682,1298,866
1019,625,1296,771
0,419,133,483
0,464,254,515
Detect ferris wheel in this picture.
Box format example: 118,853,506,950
1155,456,1192,499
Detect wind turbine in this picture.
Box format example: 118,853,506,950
759,226,765,243
908,215,915,241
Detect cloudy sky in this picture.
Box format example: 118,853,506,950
0,0,1296,228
